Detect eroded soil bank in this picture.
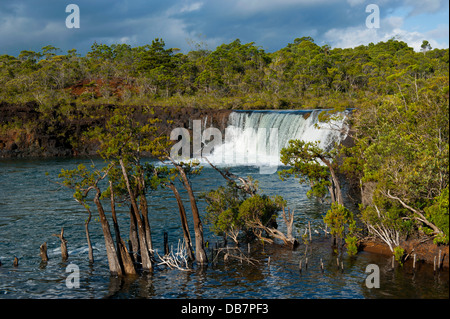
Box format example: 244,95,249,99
361,239,449,269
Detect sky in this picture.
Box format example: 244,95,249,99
0,0,448,56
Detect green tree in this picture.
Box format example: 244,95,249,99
59,163,125,275
279,139,343,205
343,75,449,246
204,178,282,245
90,106,170,271
238,194,282,243
204,180,249,244
421,40,432,54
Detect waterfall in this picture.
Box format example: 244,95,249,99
202,109,349,171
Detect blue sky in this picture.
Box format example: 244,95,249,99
0,0,448,56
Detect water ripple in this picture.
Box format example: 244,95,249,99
0,159,448,299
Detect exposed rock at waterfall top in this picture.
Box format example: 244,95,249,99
0,102,231,158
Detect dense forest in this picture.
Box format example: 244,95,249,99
0,37,448,265
0,37,448,109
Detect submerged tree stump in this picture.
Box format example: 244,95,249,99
53,227,68,261
164,232,170,256
40,242,49,262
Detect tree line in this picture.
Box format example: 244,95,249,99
0,37,447,110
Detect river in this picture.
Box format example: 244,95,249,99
0,158,448,299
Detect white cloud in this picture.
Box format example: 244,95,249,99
179,1,203,13
232,0,337,15
426,23,449,40
404,0,443,15
384,16,404,29
324,19,449,51
106,7,223,53
346,0,365,7
324,27,378,48
168,1,204,14
392,27,448,50
0,0,447,56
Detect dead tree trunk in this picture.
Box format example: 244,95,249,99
166,182,195,262
321,157,343,205
119,158,153,271
177,165,208,265
110,181,136,275
139,190,154,254
119,237,137,275
93,188,123,276
249,219,297,247
73,196,95,263
52,227,68,261
281,207,298,248
128,206,140,264
282,207,295,242
81,204,94,263
40,242,49,262
137,170,154,255
164,232,170,255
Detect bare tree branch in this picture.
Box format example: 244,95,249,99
384,190,442,234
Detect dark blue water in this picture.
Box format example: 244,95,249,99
0,158,448,299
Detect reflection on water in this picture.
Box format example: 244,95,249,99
0,158,448,299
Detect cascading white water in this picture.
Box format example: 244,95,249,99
202,109,349,170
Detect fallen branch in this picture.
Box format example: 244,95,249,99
202,156,257,195
155,239,192,271
247,218,298,248
213,247,259,265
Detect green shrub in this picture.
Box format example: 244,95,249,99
345,235,358,256
394,246,405,265
323,203,352,239
324,203,359,256
424,186,449,244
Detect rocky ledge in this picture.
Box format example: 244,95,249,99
0,102,231,158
